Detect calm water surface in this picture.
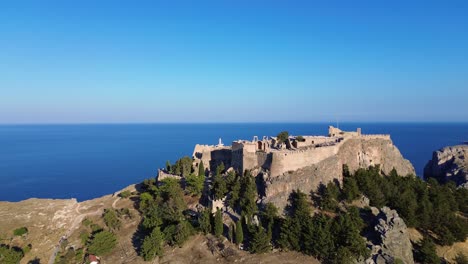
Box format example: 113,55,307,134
0,123,467,201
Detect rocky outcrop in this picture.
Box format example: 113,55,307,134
262,138,415,210
338,138,415,177
424,145,468,188
366,207,414,264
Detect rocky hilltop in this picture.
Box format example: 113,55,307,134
424,145,468,188
263,136,415,209
193,126,415,209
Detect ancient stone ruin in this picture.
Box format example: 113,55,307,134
192,126,415,210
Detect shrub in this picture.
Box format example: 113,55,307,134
13,227,28,236
82,218,92,227
103,209,121,231
296,135,305,142
277,131,289,143
119,190,131,198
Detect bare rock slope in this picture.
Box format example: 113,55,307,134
424,145,468,188
366,207,414,264
263,137,415,209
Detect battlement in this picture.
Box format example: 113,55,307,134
192,126,393,177
359,134,391,140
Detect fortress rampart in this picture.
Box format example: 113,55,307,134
192,126,395,177
359,134,391,140
269,143,342,177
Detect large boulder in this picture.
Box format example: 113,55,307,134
424,145,468,188
366,207,414,264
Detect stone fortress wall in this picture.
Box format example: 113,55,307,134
192,140,232,171
192,126,392,177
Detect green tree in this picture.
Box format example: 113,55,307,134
416,238,440,264
140,227,164,261
289,190,310,219
216,163,225,175
278,217,302,251
139,192,153,213
163,220,194,247
87,230,117,256
228,178,241,208
166,160,171,171
199,208,212,234
279,190,310,251
331,208,368,260
103,209,121,231
225,170,237,187
213,173,228,200
249,226,271,253
303,213,334,259
235,220,244,245
239,173,258,219
172,156,193,176
261,203,278,239
229,223,234,242
214,209,223,237
186,173,205,196
142,210,162,230
158,178,187,223
320,182,340,211
342,177,360,201
277,131,289,143
198,161,205,177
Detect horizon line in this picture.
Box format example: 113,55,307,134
1,121,468,126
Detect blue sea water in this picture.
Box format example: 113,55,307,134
0,123,467,202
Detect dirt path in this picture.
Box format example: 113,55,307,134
48,197,119,264
112,197,121,209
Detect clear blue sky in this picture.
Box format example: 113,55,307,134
1,1,467,123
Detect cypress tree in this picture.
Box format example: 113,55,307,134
229,223,234,243
198,161,205,177
214,209,223,237
235,220,244,245
239,173,258,218
199,208,212,235
213,173,228,200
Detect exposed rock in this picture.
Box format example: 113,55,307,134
366,207,414,264
424,145,468,188
262,137,415,210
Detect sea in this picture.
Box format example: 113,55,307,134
0,123,467,202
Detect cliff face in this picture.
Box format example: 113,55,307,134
424,145,468,188
262,138,415,209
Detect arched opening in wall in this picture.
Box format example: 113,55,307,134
292,141,298,148
257,141,263,151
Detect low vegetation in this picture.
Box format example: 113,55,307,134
13,227,28,236
118,190,132,198
0,245,24,264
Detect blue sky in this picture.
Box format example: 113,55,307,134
1,1,467,123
